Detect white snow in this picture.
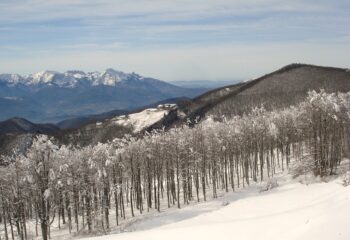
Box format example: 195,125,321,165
89,68,135,86
9,161,350,240
84,171,350,240
113,107,169,132
242,77,257,83
27,70,58,84
99,68,128,86
0,73,23,84
74,73,85,78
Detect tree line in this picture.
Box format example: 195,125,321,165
0,90,349,240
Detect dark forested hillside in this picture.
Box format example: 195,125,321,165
209,64,350,117
173,64,350,124
0,118,60,135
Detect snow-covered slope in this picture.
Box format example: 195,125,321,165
0,73,24,85
110,104,176,132
84,172,350,240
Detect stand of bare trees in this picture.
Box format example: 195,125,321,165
1,90,350,239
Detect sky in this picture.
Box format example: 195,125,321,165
0,0,349,81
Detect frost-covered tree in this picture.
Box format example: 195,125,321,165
1,90,350,239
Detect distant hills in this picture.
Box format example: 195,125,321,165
0,117,60,135
91,63,349,135
0,68,207,122
1,63,350,148
134,63,350,133
171,63,350,125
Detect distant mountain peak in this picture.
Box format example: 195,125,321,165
0,73,24,85
27,70,58,85
99,68,130,86
104,68,120,74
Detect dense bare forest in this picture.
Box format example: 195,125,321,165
1,90,350,240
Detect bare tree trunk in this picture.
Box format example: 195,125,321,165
1,196,9,240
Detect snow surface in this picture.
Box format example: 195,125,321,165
0,73,23,84
9,161,349,240
242,77,257,83
84,171,350,240
113,106,170,132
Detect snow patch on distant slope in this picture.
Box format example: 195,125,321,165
242,77,257,83
113,104,176,132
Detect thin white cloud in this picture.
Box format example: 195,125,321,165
57,42,123,50
0,0,349,79
0,0,343,23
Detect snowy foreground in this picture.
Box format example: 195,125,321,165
83,171,350,240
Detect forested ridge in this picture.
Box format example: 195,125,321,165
176,64,350,125
1,90,350,240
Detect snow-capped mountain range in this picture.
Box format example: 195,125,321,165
0,68,206,123
0,68,145,88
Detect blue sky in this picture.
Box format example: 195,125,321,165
0,0,349,81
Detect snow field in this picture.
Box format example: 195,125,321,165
113,107,170,132
84,170,350,240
